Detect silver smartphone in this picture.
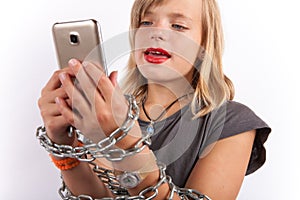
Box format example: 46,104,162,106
52,19,107,75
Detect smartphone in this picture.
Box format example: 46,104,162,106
52,19,107,75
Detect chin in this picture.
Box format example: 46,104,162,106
137,63,187,83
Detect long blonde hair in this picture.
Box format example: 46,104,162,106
121,0,234,117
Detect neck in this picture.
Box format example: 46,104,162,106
145,78,194,106
140,79,194,122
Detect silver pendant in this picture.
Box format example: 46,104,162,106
146,121,154,135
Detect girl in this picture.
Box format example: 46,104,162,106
37,0,271,199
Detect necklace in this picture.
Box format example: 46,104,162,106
142,93,191,135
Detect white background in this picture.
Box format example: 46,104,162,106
0,0,299,199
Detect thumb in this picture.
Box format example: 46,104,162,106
109,71,118,87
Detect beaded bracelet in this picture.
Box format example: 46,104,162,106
50,142,83,171
50,156,80,171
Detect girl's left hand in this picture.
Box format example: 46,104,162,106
55,59,129,143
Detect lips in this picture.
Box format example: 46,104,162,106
144,48,171,64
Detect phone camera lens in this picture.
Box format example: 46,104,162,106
70,34,79,44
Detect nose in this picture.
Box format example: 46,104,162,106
150,28,168,41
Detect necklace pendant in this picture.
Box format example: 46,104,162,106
146,121,154,135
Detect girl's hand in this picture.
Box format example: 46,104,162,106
38,67,76,146
56,59,129,143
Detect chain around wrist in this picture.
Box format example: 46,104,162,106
50,142,84,170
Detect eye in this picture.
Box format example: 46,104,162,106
140,21,153,27
172,24,188,31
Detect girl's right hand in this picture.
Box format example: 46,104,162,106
38,68,76,146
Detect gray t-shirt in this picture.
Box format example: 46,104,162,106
138,101,271,187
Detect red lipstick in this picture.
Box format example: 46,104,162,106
144,48,171,64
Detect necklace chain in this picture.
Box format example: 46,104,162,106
142,93,191,123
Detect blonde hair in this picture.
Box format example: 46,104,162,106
121,0,234,117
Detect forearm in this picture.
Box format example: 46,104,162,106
61,161,113,198
125,156,181,200
37,127,113,198
110,123,182,199
56,139,113,198
113,133,180,199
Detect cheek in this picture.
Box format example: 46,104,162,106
170,33,200,66
134,28,149,52
134,49,144,66
134,29,149,66
172,55,194,76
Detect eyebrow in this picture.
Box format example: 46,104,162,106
143,11,193,22
168,13,193,22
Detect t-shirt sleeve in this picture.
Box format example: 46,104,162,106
202,101,271,175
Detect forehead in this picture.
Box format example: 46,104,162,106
142,0,202,20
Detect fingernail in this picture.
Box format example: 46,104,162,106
68,58,77,68
59,72,66,82
55,97,61,105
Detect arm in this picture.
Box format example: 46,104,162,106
55,59,255,199
54,127,254,199
60,160,112,197
38,67,112,198
123,130,255,199
55,59,173,199
186,130,256,199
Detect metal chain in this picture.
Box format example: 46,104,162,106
36,95,154,162
58,162,211,200
36,94,211,199
37,135,211,200
36,126,153,162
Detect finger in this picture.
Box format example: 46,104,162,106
58,72,91,118
40,103,63,117
109,71,118,87
55,97,81,127
109,71,123,96
97,75,116,103
42,68,74,94
83,61,115,102
46,87,68,103
43,114,77,145
66,98,72,107
69,59,103,105
82,61,108,103
83,59,107,77
44,115,70,135
82,61,106,87
38,87,68,114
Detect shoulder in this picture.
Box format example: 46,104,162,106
222,100,256,119
202,100,271,175
212,100,271,139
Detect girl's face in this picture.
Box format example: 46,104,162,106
134,0,202,84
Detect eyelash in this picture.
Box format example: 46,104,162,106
171,24,188,31
139,21,188,31
140,21,153,26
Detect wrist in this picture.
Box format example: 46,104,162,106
50,155,80,170
113,150,158,189
49,141,83,170
46,126,78,147
114,122,142,150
